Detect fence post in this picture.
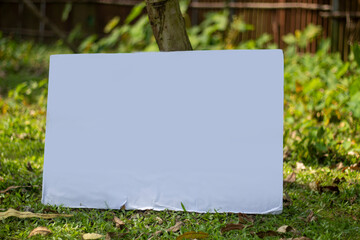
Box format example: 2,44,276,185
191,0,198,25
17,0,24,39
331,0,339,52
278,0,286,49
229,0,235,18
39,0,46,42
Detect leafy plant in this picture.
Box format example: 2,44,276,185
0,4,360,239
0,32,66,96
76,5,256,53
352,43,360,66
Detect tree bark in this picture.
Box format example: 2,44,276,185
146,0,192,51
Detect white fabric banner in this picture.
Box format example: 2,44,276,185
42,50,283,213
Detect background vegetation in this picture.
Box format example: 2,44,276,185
0,3,360,239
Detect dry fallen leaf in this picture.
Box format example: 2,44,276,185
296,162,306,171
309,182,319,191
277,225,293,233
28,226,52,237
284,172,296,183
256,230,280,238
319,185,339,194
330,162,344,170
82,233,104,239
0,185,35,194
238,213,254,223
277,225,299,235
18,133,29,140
306,210,316,222
176,231,209,240
0,208,73,220
156,216,163,224
105,232,126,240
26,162,33,172
350,161,360,171
348,151,359,157
280,237,312,240
113,216,125,229
283,192,292,207
0,69,6,78
333,177,346,185
23,206,34,213
167,221,183,232
283,150,291,160
341,161,360,172
221,223,246,233
43,207,59,214
349,196,357,204
153,230,162,236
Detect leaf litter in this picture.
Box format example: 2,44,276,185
296,162,306,171
256,225,301,239
284,172,296,183
238,212,254,223
167,221,183,232
0,185,37,194
113,216,125,229
256,230,280,238
277,225,300,235
105,232,127,240
330,162,344,170
28,226,52,237
306,210,316,222
221,223,246,233
283,192,292,207
176,231,209,240
280,237,312,240
221,213,254,233
0,208,73,220
82,233,104,239
26,161,34,172
319,185,340,194
342,161,360,172
155,216,163,224
333,177,346,185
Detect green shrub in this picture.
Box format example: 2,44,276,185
1,3,360,166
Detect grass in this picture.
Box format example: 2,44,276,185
1,133,359,239
0,36,360,239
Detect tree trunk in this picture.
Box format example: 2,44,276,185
146,0,192,51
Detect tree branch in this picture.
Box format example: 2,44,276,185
22,0,78,53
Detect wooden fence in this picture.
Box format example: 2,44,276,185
0,0,359,58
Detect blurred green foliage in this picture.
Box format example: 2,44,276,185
0,4,360,239
71,5,272,53
283,38,360,166
1,3,360,168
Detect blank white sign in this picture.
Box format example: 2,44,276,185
42,50,283,214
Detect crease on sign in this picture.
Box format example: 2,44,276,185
118,199,128,210
152,201,209,213
152,201,182,211
260,203,283,215
77,199,128,209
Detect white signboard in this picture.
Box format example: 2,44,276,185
42,50,283,214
